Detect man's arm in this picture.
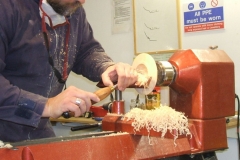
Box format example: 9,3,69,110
71,8,115,82
0,3,47,127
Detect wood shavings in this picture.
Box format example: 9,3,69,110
134,70,150,88
0,140,13,149
104,132,128,136
121,105,191,145
96,132,128,138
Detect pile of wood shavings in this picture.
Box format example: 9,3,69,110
122,105,191,144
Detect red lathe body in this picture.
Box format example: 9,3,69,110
102,49,235,158
0,49,235,160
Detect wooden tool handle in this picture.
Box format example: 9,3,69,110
94,86,113,101
62,86,115,118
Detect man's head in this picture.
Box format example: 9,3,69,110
47,0,85,16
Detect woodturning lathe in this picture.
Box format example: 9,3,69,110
102,49,235,158
0,49,235,160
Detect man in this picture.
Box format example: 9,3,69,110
0,0,138,142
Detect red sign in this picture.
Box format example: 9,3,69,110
184,21,224,32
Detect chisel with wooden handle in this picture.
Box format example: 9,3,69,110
62,84,117,118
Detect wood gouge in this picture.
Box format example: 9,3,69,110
62,84,117,118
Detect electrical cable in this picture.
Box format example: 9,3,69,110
236,94,240,159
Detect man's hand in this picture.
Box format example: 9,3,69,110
101,62,138,91
42,86,100,118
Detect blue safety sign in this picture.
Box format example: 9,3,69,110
184,7,224,25
183,0,224,33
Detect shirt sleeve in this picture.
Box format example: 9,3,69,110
0,64,46,128
71,8,115,82
0,3,47,128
